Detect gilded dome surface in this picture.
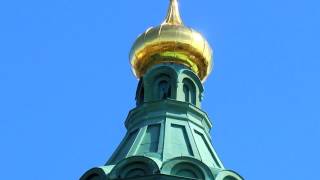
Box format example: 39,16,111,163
130,0,213,82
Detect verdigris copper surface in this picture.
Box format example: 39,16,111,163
81,1,242,179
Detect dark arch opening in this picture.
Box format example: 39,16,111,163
176,169,198,178
171,162,205,180
224,176,238,180
183,79,196,105
135,79,145,106
138,85,144,104
183,84,190,103
120,162,151,179
125,168,146,178
159,80,171,99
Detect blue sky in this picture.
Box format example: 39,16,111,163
0,0,319,179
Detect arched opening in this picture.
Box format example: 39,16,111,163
159,80,171,99
152,73,172,100
183,79,196,105
171,162,205,180
138,86,144,104
109,156,160,180
135,79,145,106
183,84,190,103
223,176,238,180
120,162,151,179
176,169,198,178
124,168,146,178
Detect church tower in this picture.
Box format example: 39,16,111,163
81,0,243,179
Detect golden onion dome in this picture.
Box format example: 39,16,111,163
130,0,213,82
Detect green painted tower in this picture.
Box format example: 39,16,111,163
81,1,243,180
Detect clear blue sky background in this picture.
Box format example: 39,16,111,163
0,0,319,179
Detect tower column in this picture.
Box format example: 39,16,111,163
176,82,185,102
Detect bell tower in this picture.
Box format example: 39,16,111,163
81,1,243,179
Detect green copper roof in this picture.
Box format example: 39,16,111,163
81,64,243,180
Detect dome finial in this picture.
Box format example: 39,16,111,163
130,0,213,82
163,0,183,25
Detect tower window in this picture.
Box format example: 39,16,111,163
138,86,144,104
183,79,196,105
135,79,145,106
158,80,171,99
183,84,190,103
